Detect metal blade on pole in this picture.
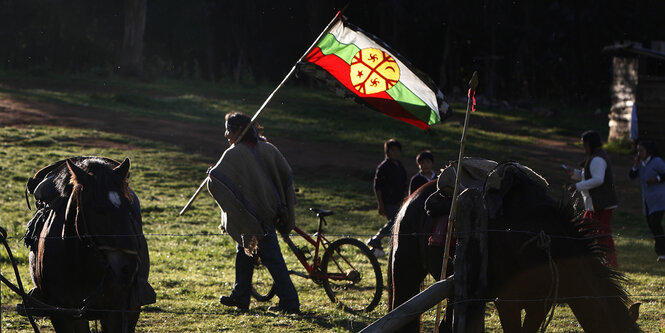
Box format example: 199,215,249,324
179,8,347,216
433,71,478,332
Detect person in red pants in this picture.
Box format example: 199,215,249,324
564,130,619,268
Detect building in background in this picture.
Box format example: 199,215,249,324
604,41,665,149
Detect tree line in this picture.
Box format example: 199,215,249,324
1,0,663,105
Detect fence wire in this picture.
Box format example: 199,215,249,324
5,228,662,242
2,228,665,329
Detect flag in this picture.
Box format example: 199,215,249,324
299,17,452,130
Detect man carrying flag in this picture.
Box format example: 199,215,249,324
181,13,454,266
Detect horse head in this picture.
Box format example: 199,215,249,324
64,157,141,289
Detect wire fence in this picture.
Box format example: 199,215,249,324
6,228,664,242
6,290,665,332
2,228,665,331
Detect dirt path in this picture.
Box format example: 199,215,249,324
0,97,380,176
0,97,581,171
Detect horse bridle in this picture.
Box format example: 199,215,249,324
73,204,142,333
71,190,142,303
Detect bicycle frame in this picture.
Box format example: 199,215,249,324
256,210,384,313
280,215,331,281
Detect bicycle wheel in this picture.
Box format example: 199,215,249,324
321,237,383,313
251,257,276,302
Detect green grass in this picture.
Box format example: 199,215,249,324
0,72,662,332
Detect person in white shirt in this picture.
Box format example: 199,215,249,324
564,130,619,268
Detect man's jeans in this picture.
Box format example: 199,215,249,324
230,223,299,309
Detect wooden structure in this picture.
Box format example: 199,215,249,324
604,41,665,149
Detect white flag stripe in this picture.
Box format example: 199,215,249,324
328,20,440,116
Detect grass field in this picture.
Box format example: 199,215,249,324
1,73,664,332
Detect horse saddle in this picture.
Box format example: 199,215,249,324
425,157,497,217
483,162,549,219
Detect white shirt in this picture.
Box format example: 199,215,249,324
571,156,617,211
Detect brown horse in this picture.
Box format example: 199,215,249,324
25,157,155,332
389,161,642,332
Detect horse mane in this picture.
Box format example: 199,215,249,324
508,167,632,308
54,157,131,201
549,191,632,306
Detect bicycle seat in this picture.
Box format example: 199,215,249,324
309,208,333,217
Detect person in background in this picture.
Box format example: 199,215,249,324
629,140,665,262
367,139,407,258
564,130,619,268
208,112,300,314
409,150,438,195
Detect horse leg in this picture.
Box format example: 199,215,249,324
387,244,394,311
51,316,90,333
124,309,140,333
100,308,140,333
495,301,522,333
391,237,427,332
437,298,454,333
427,245,455,333
522,301,550,333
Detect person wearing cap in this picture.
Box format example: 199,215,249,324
564,130,619,268
367,139,407,258
629,139,665,262
409,150,438,195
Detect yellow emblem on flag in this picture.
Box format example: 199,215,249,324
350,48,400,95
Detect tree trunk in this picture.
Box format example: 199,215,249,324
119,0,147,76
202,0,217,81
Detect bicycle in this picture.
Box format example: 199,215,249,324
251,208,383,313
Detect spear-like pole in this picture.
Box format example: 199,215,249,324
433,71,478,332
179,8,347,216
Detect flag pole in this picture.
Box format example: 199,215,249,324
179,7,348,216
433,71,478,332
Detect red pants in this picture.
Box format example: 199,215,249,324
583,209,617,268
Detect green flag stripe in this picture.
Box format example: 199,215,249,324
387,82,440,125
317,33,359,64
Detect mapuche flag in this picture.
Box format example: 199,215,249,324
299,17,452,130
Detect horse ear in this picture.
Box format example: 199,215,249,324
113,158,131,180
66,159,90,184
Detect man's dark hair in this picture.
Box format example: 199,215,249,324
581,130,603,152
225,112,262,144
416,150,434,164
384,138,402,155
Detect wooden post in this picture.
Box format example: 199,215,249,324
452,189,487,332
359,276,455,333
434,71,479,332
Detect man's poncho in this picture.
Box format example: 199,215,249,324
207,141,296,254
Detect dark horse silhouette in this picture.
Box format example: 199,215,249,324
389,161,642,332
24,157,156,332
